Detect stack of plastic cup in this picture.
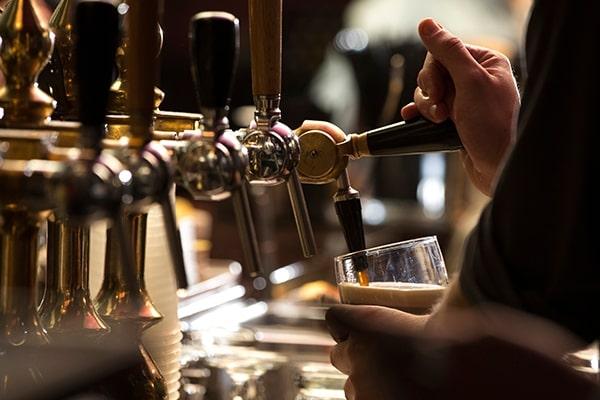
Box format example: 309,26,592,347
141,204,183,399
89,203,183,399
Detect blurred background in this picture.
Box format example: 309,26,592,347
160,0,532,302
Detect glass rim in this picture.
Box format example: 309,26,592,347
334,235,439,263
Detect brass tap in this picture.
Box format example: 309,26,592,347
297,118,462,185
106,1,202,139
0,0,55,126
0,1,62,396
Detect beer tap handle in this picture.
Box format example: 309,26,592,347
75,1,120,154
73,1,139,284
333,171,368,285
189,11,239,131
190,12,263,274
248,0,281,101
126,0,159,148
353,117,462,158
248,0,317,257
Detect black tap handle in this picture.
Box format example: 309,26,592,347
189,12,239,119
75,1,120,152
365,118,463,157
334,197,368,270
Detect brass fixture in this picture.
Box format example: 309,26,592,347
0,0,58,395
0,0,55,126
297,118,462,185
41,216,111,343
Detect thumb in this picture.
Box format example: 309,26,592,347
418,18,480,82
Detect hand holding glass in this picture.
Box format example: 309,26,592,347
335,236,448,314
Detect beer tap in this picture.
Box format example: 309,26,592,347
70,2,168,398
242,0,317,258
0,0,56,394
39,0,122,343
46,0,77,121
102,0,190,290
179,12,262,276
297,118,461,185
297,118,462,281
106,2,203,140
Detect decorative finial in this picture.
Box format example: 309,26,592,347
107,2,164,115
0,0,56,126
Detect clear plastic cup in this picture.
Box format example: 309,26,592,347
334,236,449,314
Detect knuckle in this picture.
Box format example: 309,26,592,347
443,35,464,53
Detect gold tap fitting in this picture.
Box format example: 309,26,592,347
0,0,56,127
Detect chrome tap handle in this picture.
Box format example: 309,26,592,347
135,143,189,289
287,170,317,257
159,192,189,289
75,0,120,153
232,182,262,276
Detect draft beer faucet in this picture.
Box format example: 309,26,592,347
179,12,262,275
241,0,317,258
297,118,462,283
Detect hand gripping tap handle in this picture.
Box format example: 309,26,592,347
248,0,317,257
190,12,263,275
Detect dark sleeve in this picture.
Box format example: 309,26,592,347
459,0,600,342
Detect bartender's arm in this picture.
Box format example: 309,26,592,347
321,8,600,397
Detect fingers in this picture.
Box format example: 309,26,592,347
417,53,448,103
330,340,352,375
418,18,483,85
344,378,356,400
297,120,347,143
400,102,420,121
327,305,428,336
413,87,450,123
326,306,350,343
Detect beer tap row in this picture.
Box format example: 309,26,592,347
0,0,464,397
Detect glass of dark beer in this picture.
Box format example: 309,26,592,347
335,236,449,314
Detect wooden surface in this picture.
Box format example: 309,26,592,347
248,0,281,96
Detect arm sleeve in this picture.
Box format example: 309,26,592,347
459,0,600,342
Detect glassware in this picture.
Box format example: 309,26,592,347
334,236,448,314
294,362,347,400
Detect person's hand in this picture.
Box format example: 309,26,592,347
327,305,594,400
401,19,520,196
296,120,347,143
